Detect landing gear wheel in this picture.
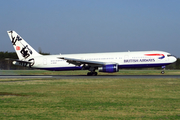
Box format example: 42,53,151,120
161,66,166,74
92,72,97,76
161,71,165,74
87,72,91,76
87,72,98,76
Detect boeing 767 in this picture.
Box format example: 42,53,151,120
7,31,177,76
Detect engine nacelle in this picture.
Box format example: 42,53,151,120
98,64,119,73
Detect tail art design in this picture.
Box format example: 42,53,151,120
7,31,41,60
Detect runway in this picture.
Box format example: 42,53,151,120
1,75,180,79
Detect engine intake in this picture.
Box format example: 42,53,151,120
98,64,119,73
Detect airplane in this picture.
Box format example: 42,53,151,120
7,30,177,76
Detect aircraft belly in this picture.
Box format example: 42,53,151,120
119,63,171,68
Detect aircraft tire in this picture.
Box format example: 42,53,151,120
92,72,97,76
161,71,165,74
87,72,92,76
87,72,98,76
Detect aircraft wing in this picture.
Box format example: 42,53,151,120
58,57,117,66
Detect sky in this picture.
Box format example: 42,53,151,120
1,0,180,57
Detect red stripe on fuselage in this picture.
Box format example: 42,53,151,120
144,54,164,56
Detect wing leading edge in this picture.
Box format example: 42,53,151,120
58,57,118,67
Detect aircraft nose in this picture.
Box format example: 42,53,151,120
172,56,177,63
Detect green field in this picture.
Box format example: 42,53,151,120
0,69,180,75
0,70,180,119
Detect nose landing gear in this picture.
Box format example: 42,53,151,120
161,66,165,74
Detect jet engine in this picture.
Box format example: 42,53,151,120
98,64,119,73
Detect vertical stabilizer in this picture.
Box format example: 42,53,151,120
7,31,42,60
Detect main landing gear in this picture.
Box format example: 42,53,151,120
87,72,98,76
87,67,98,76
161,66,165,74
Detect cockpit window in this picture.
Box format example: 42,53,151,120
167,54,176,57
167,54,171,57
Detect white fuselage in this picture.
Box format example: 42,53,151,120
31,51,176,71
8,31,177,75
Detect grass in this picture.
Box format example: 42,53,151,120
0,69,180,75
0,77,180,119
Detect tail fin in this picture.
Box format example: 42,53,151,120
7,31,42,60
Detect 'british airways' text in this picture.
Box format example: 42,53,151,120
124,59,155,63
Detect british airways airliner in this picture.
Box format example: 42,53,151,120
7,31,177,76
